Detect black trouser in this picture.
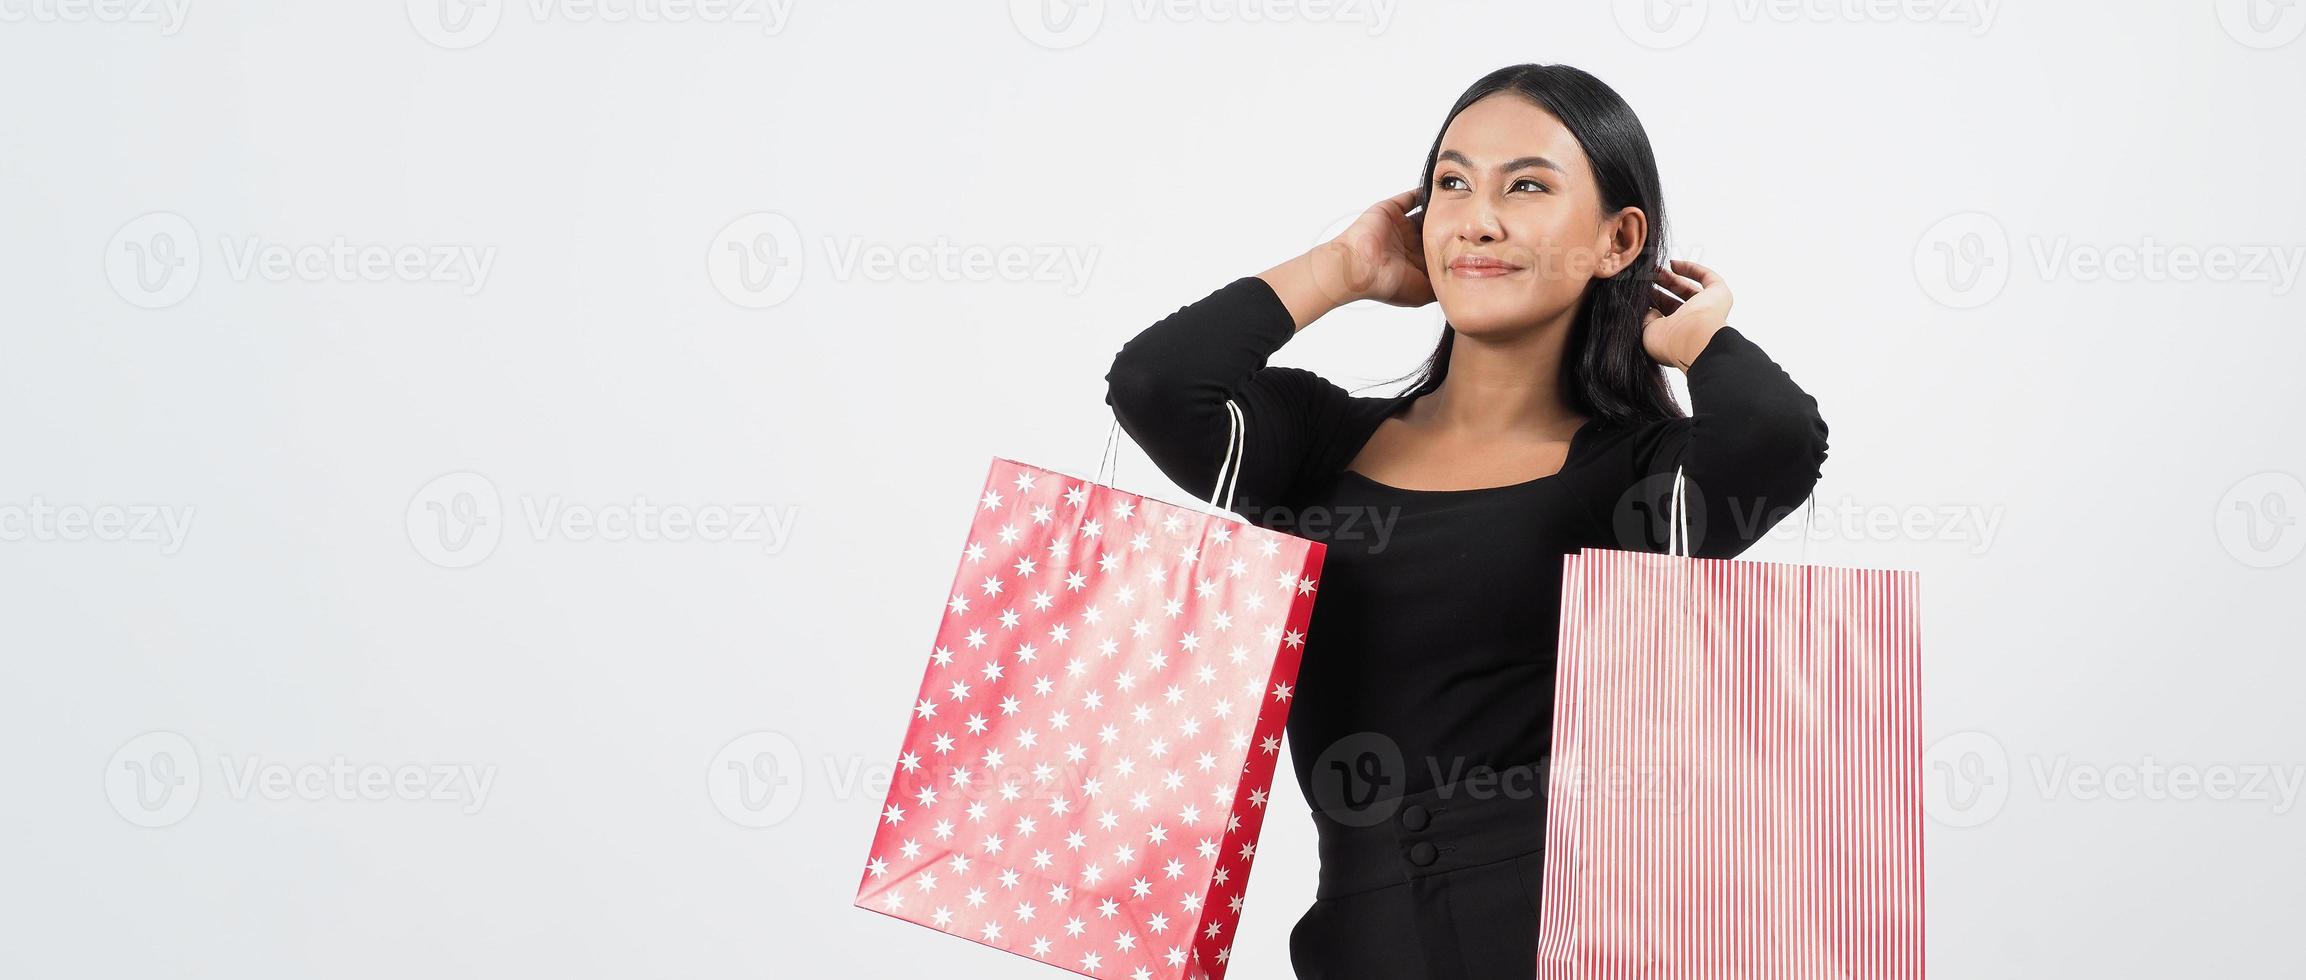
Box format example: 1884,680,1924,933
1288,759,1547,979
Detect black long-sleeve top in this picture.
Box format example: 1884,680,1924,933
1104,275,1829,807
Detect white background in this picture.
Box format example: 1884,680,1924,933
4,1,2304,977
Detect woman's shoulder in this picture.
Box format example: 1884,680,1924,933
1242,365,1398,419
1575,411,1689,449
1565,412,1696,482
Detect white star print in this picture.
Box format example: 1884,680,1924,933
860,462,1326,969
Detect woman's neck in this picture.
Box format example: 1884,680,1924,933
1413,317,1585,439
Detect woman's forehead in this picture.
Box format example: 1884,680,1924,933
1437,94,1586,172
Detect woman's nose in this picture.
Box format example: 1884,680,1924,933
1457,209,1502,243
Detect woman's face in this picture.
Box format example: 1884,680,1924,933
1421,93,1643,337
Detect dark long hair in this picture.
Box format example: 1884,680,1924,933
1387,64,1683,428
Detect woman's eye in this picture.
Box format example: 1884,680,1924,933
1433,174,1546,193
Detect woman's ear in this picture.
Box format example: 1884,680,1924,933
1596,206,1648,277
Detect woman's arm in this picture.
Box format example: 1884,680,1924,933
1631,261,1829,558
1104,190,1431,515
1631,325,1830,558
1103,257,1351,516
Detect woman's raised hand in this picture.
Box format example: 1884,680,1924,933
1316,187,1435,309
1642,258,1734,371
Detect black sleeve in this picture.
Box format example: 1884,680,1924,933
1626,325,1830,558
1103,275,1351,517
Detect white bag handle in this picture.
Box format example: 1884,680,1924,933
1204,399,1247,516
1096,398,1248,518
1663,462,1821,562
1666,464,1692,558
1662,463,1827,683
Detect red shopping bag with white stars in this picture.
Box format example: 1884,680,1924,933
856,439,1324,979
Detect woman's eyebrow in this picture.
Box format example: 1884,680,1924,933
1436,149,1566,175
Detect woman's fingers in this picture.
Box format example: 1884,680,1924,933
1654,266,1701,300
1668,258,1724,290
1667,257,1715,278
1650,281,1687,313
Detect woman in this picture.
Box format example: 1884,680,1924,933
1103,64,1828,979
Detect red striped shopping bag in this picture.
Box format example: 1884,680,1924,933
1536,467,1925,978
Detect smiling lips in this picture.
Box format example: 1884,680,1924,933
1449,254,1523,278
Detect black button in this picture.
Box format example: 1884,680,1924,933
1407,841,1439,866
1400,804,1430,831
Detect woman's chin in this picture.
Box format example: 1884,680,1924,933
1439,280,1585,335
1437,301,1540,337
